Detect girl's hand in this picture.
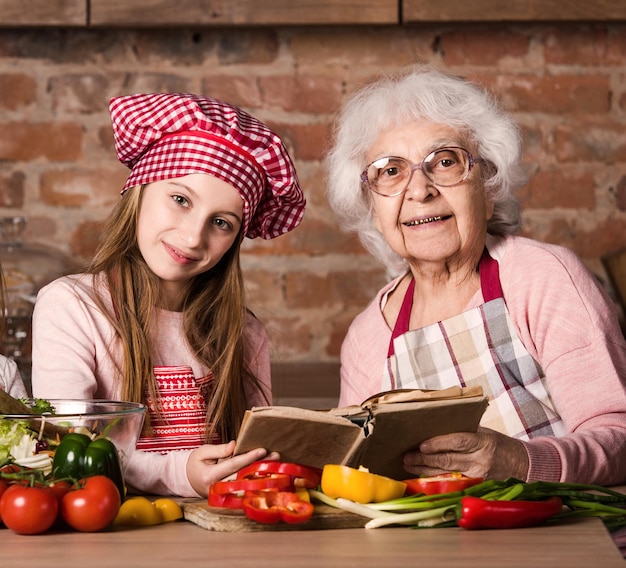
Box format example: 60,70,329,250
402,427,529,481
186,441,279,497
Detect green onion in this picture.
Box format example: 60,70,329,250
310,479,626,532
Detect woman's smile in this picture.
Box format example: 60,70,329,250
402,214,451,227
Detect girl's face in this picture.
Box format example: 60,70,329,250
366,120,494,273
137,173,243,309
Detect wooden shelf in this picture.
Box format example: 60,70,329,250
0,0,86,26
1,0,624,27
402,0,626,22
89,0,398,26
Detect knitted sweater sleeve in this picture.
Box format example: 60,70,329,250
493,236,626,485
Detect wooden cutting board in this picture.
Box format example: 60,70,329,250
182,501,366,532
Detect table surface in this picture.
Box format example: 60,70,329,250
1,512,624,567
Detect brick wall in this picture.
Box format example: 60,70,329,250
0,23,625,368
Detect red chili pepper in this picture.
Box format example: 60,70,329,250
404,473,484,496
457,496,563,530
237,461,322,489
242,490,314,525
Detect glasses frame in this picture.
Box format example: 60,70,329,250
360,146,484,197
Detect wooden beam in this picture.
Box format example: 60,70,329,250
89,0,399,26
402,0,626,22
0,0,86,26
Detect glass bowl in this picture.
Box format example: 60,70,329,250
0,399,146,476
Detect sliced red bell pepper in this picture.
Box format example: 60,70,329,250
457,496,563,530
208,484,244,509
404,473,484,496
242,490,314,525
236,461,322,489
211,473,292,495
208,473,292,510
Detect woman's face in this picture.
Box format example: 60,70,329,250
137,173,243,309
366,120,494,272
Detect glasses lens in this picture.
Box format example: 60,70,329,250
366,157,410,196
423,148,470,187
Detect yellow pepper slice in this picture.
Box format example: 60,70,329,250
153,498,184,522
321,465,406,504
295,487,310,503
113,496,183,526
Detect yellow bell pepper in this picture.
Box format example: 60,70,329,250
153,498,184,522
113,496,183,526
321,465,406,504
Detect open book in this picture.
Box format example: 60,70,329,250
234,385,488,481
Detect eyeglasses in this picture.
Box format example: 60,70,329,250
360,147,483,197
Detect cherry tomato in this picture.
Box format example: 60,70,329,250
0,483,58,534
61,475,121,532
404,473,484,496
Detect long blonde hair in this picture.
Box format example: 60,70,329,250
88,184,266,442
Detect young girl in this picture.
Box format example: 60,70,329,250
30,93,305,497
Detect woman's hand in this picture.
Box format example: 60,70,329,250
186,441,279,497
403,427,530,481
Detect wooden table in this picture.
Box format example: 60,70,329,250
1,515,624,567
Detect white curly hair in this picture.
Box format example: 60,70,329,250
326,65,527,275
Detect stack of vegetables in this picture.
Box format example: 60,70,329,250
209,461,321,524
0,417,182,535
312,466,626,532
207,461,626,534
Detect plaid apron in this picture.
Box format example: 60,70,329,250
383,250,566,440
135,365,219,453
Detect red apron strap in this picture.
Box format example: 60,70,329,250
388,277,415,357
479,248,504,302
387,249,503,357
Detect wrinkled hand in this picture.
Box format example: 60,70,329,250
403,427,529,481
186,441,279,497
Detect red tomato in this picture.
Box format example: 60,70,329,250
61,475,121,532
404,473,484,496
0,483,58,534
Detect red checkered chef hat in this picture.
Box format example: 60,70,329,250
109,92,305,239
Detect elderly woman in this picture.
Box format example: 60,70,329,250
326,66,626,487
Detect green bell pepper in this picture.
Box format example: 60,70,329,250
52,433,125,501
